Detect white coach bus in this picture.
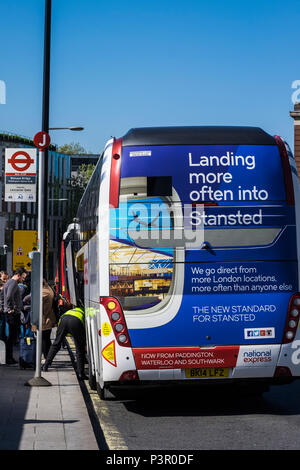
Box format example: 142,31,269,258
61,126,300,399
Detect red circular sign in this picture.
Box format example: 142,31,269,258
33,131,51,150
8,151,34,172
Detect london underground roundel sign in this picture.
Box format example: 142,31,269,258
8,150,34,172
33,131,51,150
4,148,37,202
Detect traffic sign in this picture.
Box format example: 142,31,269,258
13,230,38,271
33,131,51,150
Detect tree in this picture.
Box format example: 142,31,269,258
70,163,95,189
58,142,87,155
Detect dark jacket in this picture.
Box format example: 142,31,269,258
0,288,4,313
3,278,22,314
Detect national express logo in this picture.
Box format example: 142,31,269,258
243,349,272,364
0,80,6,104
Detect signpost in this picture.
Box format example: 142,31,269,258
5,148,37,202
26,0,52,387
25,131,51,387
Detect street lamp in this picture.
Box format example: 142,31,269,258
49,127,84,131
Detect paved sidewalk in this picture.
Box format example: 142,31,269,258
0,343,100,450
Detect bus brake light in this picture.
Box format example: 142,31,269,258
274,366,292,377
282,293,300,344
274,135,295,206
100,296,132,347
109,137,122,209
119,370,139,381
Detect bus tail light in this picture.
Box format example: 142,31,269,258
274,135,295,206
100,296,132,347
282,293,300,344
109,137,122,209
274,366,292,377
119,370,139,381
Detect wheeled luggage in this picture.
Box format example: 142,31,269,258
19,327,36,369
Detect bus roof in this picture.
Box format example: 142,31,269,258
122,126,276,147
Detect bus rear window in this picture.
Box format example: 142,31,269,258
110,175,176,311
109,241,173,311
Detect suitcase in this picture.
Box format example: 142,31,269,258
19,328,36,369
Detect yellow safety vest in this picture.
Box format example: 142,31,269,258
59,307,85,327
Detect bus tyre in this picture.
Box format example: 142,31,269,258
89,370,97,390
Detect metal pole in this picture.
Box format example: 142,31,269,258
35,149,44,379
25,150,51,386
42,0,51,279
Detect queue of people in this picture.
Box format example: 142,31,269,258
21,278,58,364
0,268,28,364
0,267,87,380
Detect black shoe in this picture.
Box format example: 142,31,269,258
42,363,49,372
78,373,88,381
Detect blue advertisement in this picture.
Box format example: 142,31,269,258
121,144,287,205
109,144,298,347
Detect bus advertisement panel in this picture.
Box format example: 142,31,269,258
110,142,297,351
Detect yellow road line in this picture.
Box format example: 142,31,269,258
67,338,128,450
85,382,128,450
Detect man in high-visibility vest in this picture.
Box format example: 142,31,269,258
42,305,88,381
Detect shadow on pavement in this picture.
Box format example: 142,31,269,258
108,380,300,418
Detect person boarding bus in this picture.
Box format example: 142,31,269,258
42,304,87,380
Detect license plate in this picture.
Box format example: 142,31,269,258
185,368,229,378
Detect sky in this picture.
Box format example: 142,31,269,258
0,0,299,154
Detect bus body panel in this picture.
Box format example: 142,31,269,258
135,343,281,381
83,242,101,385
127,294,294,348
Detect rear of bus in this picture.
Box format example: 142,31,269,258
101,126,300,389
